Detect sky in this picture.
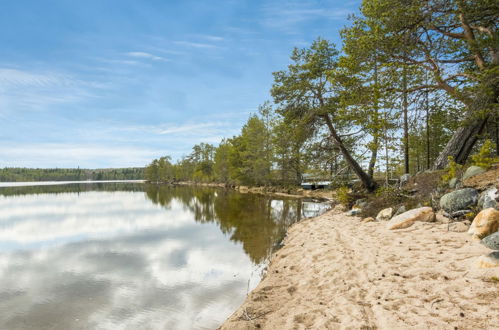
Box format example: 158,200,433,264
0,0,360,168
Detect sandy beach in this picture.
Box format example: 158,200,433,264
220,207,499,330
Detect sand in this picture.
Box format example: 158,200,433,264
220,207,499,330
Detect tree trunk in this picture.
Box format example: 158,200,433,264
432,115,488,169
402,67,409,174
367,135,378,179
322,114,377,192
432,74,498,169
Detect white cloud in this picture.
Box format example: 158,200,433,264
260,1,353,33
173,41,219,49
0,67,102,111
0,143,162,168
125,51,169,62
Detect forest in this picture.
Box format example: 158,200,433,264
0,167,144,182
145,0,498,191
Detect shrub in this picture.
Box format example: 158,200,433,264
336,186,354,207
442,156,462,182
470,139,499,169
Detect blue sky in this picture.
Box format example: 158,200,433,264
0,0,360,168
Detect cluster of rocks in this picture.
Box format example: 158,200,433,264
351,165,499,268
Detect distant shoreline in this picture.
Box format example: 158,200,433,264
0,180,145,188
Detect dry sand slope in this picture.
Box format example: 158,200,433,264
220,208,499,330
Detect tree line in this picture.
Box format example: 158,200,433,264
146,0,498,191
0,167,144,182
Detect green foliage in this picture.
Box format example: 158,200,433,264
336,186,354,207
441,156,463,182
470,139,498,169
374,186,398,199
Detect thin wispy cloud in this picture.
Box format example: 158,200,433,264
260,1,353,33
0,143,163,168
194,34,225,42
0,68,73,88
173,41,220,49
0,68,101,112
125,51,169,62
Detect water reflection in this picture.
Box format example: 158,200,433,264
0,183,329,329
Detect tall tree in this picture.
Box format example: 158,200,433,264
349,0,499,169
272,39,378,191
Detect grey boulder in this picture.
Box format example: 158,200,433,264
481,232,499,250
439,188,479,213
478,187,498,210
462,166,486,180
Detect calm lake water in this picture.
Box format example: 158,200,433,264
0,182,330,330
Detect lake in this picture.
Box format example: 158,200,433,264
0,182,330,329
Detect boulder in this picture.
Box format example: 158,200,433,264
481,232,499,250
376,207,393,221
449,178,458,189
439,188,479,213
478,187,498,210
399,174,410,187
449,222,470,232
394,205,406,216
476,252,499,268
362,217,375,223
386,207,435,230
347,207,362,216
462,166,486,180
468,208,499,239
354,198,368,209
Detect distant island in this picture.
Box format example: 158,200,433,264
0,167,144,182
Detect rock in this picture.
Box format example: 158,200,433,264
462,166,487,180
476,252,499,268
450,209,473,218
355,198,368,209
362,217,375,223
448,178,458,189
386,207,435,230
478,187,498,210
347,207,362,216
399,174,410,187
439,188,479,213
481,232,499,250
394,205,406,216
468,208,499,239
436,210,451,223
449,222,470,232
376,207,393,221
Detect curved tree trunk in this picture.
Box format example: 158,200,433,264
432,116,488,169
322,114,377,192
432,73,498,170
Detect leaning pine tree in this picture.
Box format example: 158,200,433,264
271,39,378,191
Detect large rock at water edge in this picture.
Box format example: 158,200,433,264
478,187,498,210
462,166,486,181
481,231,499,250
439,188,478,213
476,252,499,268
376,207,393,221
386,207,435,230
468,208,499,239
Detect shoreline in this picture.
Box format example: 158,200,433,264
154,181,335,201
219,207,499,329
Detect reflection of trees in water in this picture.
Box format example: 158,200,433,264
0,183,145,197
144,184,307,264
